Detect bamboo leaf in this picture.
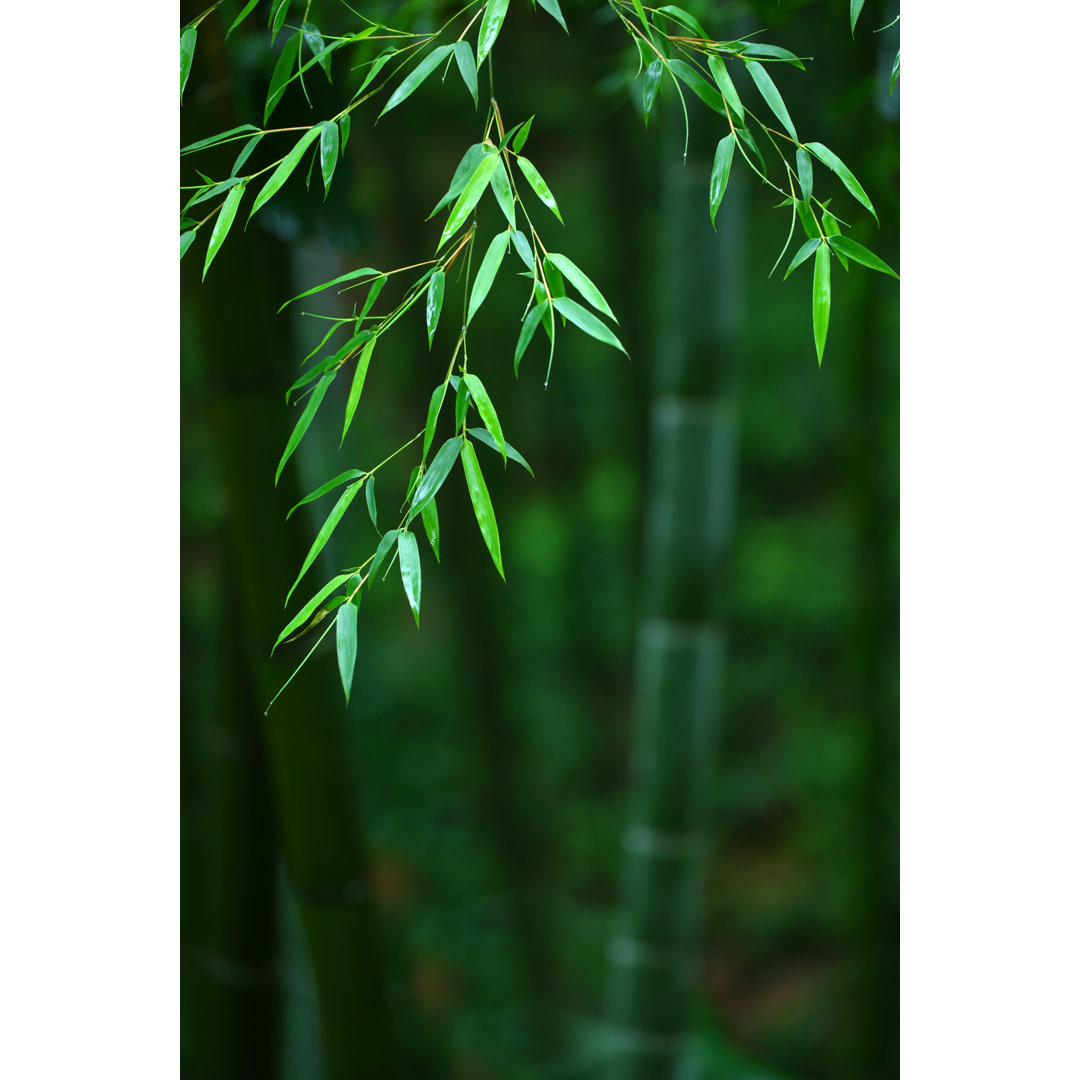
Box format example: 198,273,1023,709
804,141,877,223
736,125,767,177
380,44,454,117
421,498,440,561
490,158,516,228
827,236,898,278
812,243,830,365
319,120,339,198
426,271,445,347
462,374,505,463
278,266,379,312
230,133,263,177
410,436,463,519
545,253,616,320
655,5,707,39
270,0,291,40
368,529,400,585
180,27,197,102
462,440,504,580
288,469,366,520
467,427,534,477
477,0,510,66
203,182,245,280
822,209,847,270
510,228,534,270
429,143,487,218
276,372,333,485
180,230,197,261
468,234,510,324
796,147,813,202
302,22,332,80
273,571,352,653
335,601,358,704
265,31,301,124
851,0,866,34
454,378,470,431
890,52,900,95
181,124,261,156
745,60,798,142
738,43,805,69
226,0,260,38
535,0,568,32
706,56,744,124
287,481,363,606
514,303,546,375
352,47,394,103
341,337,376,445
453,40,478,107
552,296,626,354
643,59,663,126
516,155,562,223
512,116,534,154
439,153,500,249
365,473,378,531
397,531,422,627
783,237,820,280
249,125,322,220
668,59,727,116
338,113,351,153
709,134,735,228
423,384,448,461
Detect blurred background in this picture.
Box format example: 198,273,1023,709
180,1,898,1078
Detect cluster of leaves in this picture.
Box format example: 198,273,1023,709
180,0,897,708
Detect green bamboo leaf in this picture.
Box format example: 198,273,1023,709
454,378,470,430
516,155,562,224
468,234,510,324
545,253,616,321
476,0,510,66
821,209,847,270
850,0,867,34
643,59,663,126
380,44,454,117
351,47,394,103
276,372,333,485
462,374,505,463
827,236,898,278
365,473,378,531
512,116,534,154
655,5,707,39
249,125,322,220
552,296,626,354
302,22,332,80
264,31,301,124
202,182,245,281
287,481,363,606
796,147,813,202
738,43,805,69
812,243,830,365
514,303,546,376
462,440,504,580
181,124,261,156
421,498,440,561
804,141,877,223
338,113,351,154
745,60,798,142
439,153,500,249
273,571,352,654
668,59,727,116
319,120,339,198
278,266,379,312
335,601,358,704
467,427,534,477
368,529,400,585
230,133,263,177
890,52,900,95
796,199,817,240
423,384,448,461
490,158,516,228
288,330,369,402
783,237,820,280
736,126,767,178
180,230,197,261
536,0,568,33
410,436,464,520
706,56,744,124
453,40,478,108
226,0,260,38
180,27,197,102
288,469,365,520
270,0,291,39
397,531,422,627
341,337,376,445
510,228,534,270
709,134,735,229
429,143,487,218
426,271,445,347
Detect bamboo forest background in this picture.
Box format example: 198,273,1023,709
180,0,899,1077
